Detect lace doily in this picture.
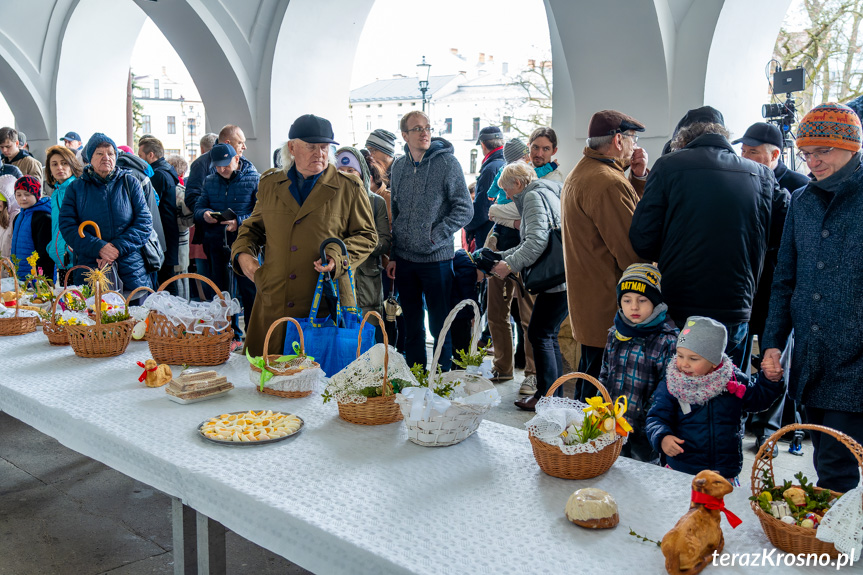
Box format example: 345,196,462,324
86,292,126,310
0,306,40,318
817,476,863,560
326,343,418,404
249,360,326,393
145,291,240,334
52,309,94,326
525,396,625,455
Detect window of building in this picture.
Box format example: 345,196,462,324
366,116,372,130
164,89,172,100
139,88,150,98
154,79,160,99
398,103,403,107
188,118,196,137
503,116,512,133
142,115,151,133
166,149,181,156
444,118,452,134
167,116,176,134
472,117,480,141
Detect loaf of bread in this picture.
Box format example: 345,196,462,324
565,488,619,529
166,369,232,400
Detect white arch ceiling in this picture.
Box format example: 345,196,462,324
0,0,796,169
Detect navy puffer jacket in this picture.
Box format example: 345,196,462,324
194,156,259,246
645,367,781,478
59,167,153,290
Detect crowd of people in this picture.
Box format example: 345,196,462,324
1,101,861,493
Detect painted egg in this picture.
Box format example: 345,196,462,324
131,321,147,340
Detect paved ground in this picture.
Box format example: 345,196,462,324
0,370,816,575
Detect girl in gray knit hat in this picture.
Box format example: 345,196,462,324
645,316,782,481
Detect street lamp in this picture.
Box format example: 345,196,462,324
417,55,431,112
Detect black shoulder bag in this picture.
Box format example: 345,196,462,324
522,189,566,294
122,175,164,273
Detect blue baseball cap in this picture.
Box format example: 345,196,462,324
60,131,81,142
210,143,237,167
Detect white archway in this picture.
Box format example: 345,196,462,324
56,0,147,150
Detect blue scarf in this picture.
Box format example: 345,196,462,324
613,303,669,340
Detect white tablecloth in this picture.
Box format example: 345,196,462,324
0,332,857,574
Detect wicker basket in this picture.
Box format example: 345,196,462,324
126,286,155,342
528,373,625,480
398,299,499,447
337,311,403,425
0,258,39,336
147,273,234,366
42,265,94,346
750,423,861,558
250,316,320,398
63,283,135,358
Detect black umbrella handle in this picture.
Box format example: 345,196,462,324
319,238,348,265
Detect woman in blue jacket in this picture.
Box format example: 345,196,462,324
194,143,259,341
45,145,82,278
59,134,153,292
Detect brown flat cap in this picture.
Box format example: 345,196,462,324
588,110,645,138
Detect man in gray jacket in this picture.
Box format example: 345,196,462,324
386,111,472,370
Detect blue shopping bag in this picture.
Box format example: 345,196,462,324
283,267,375,376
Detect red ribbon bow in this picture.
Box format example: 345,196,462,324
691,490,742,528
136,361,158,382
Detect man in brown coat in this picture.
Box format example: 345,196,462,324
561,110,648,390
232,114,377,356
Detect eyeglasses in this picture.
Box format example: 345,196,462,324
406,126,433,134
797,148,835,162
621,133,639,143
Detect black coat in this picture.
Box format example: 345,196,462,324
646,368,781,478
465,147,504,248
750,160,809,336
630,134,788,325
149,157,180,267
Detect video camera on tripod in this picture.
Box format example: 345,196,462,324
762,66,805,169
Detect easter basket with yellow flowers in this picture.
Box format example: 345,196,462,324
61,264,135,358
0,257,39,336
524,373,630,480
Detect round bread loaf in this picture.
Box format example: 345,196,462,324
565,488,619,529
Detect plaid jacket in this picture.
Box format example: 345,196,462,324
599,316,679,427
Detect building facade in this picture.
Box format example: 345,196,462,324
133,67,205,162
348,52,552,176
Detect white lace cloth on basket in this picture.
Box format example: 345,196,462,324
250,356,325,393
326,343,417,404
817,474,863,560
396,369,501,421
145,291,240,334
525,395,625,454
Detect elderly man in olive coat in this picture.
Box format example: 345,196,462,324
232,115,377,356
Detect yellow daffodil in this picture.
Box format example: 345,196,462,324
26,251,39,276
582,396,611,417
613,395,634,436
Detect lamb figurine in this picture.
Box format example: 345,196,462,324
661,470,740,575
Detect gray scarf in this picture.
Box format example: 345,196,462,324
810,151,862,194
